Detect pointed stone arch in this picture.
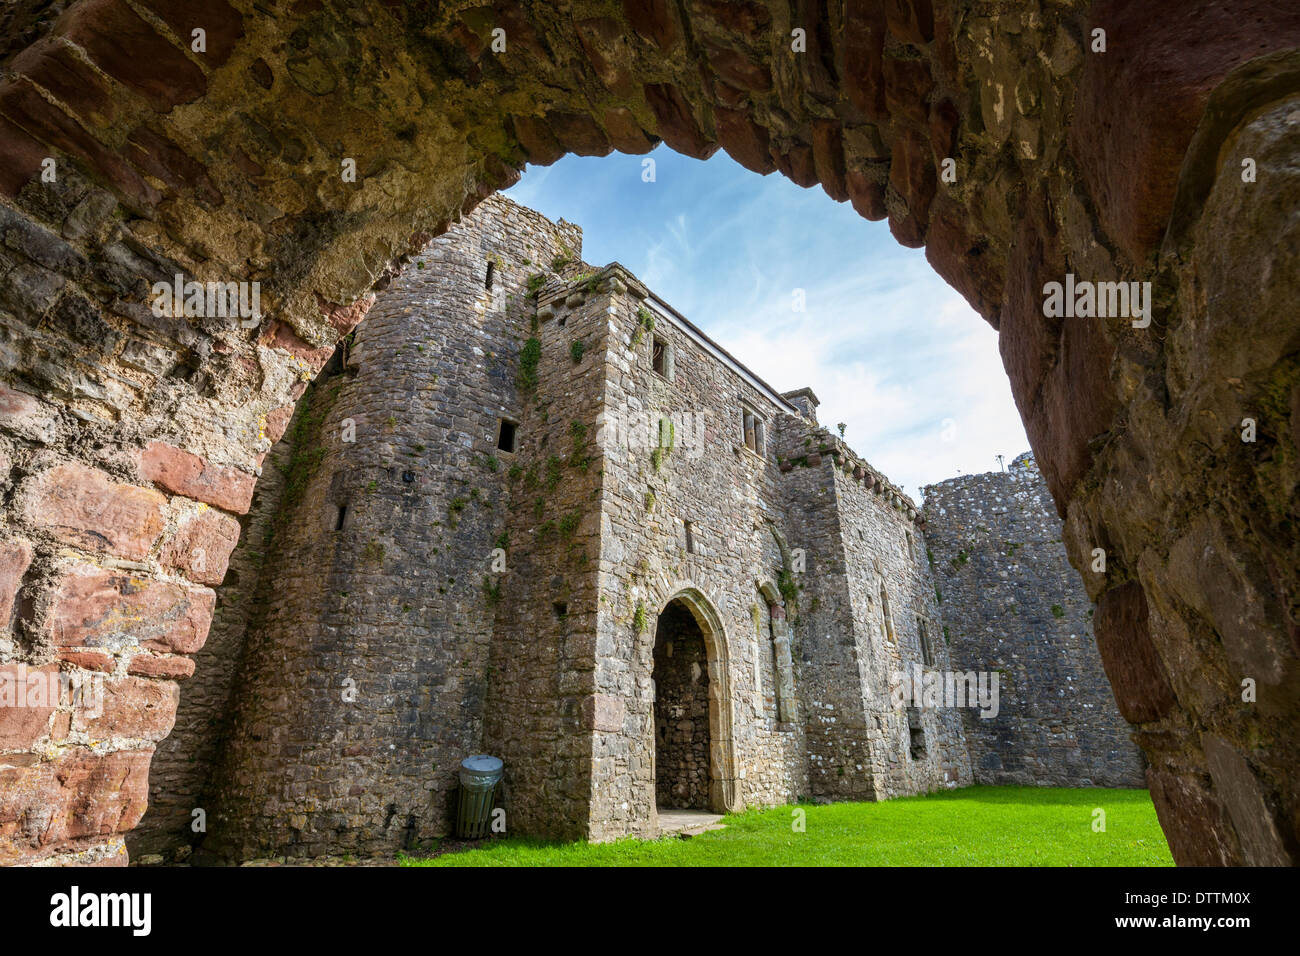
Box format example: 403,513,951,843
641,581,740,816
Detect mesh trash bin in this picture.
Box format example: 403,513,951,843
457,755,503,839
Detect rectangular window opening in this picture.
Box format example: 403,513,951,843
684,520,695,554
497,419,517,453
334,503,347,531
652,336,668,377
485,260,495,290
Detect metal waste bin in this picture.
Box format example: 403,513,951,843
456,754,503,839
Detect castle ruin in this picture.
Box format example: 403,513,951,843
127,196,1140,861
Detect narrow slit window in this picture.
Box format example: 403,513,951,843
652,336,668,377
684,520,695,554
497,419,517,453
743,410,755,451
485,260,495,290
334,504,347,531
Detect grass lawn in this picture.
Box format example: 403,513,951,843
400,785,1173,867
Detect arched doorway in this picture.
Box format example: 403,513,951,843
648,590,738,816
653,599,711,810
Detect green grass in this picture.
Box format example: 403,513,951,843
400,786,1173,867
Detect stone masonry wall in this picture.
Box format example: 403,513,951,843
151,195,585,860
924,453,1144,788
774,424,972,799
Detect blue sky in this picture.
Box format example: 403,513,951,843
505,145,1029,501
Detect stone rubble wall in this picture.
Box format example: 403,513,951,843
924,453,1145,788
128,195,583,859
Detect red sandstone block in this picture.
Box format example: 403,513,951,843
0,77,161,212
72,676,178,742
714,107,774,175
0,539,32,630
127,653,195,680
811,120,849,202
601,107,657,155
60,0,207,111
510,114,564,166
124,125,223,207
0,664,59,750
134,0,245,68
56,649,115,673
160,507,239,585
138,441,254,514
8,38,117,128
264,405,294,445
258,322,334,375
19,462,166,560
46,562,214,654
643,83,717,160
0,747,153,861
317,292,376,337
622,0,680,51
0,116,49,198
846,169,887,221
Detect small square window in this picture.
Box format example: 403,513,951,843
497,419,517,453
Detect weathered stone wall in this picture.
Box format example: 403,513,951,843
133,195,583,859
924,453,1145,788
774,424,972,799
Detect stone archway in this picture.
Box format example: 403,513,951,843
645,587,740,820
0,1,1297,865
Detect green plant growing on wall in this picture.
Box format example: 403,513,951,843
517,337,542,392
481,454,499,472
951,550,968,569
632,602,647,634
630,306,655,348
363,540,385,565
550,248,572,271
837,422,846,438
568,420,590,470
483,576,502,606
494,531,509,551
935,587,943,604
526,273,546,296
448,496,468,526
650,416,675,472
545,455,563,490
1051,604,1065,618
570,339,585,364
533,497,545,520
778,568,798,608
558,510,581,541
644,489,656,512
507,463,523,481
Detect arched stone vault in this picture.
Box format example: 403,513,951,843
0,0,1297,865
